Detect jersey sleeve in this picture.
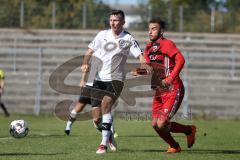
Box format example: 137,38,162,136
166,40,180,57
88,31,104,52
165,52,185,84
129,37,142,58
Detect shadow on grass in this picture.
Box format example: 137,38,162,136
120,149,240,155
0,152,66,156
28,134,78,138
185,149,240,154
119,135,157,138
120,149,165,153
119,135,184,138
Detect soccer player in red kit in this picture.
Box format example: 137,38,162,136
144,18,196,153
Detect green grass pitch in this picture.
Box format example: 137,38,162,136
0,115,239,160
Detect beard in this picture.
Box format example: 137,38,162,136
150,31,162,42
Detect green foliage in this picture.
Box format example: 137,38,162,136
143,0,240,33
0,0,20,27
0,0,111,29
0,0,240,32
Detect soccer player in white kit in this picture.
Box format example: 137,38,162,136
81,10,145,154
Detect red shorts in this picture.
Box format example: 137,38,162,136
152,84,184,122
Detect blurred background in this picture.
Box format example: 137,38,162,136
1,0,240,32
0,0,239,119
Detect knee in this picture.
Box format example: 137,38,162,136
153,120,169,131
101,99,112,108
157,122,166,130
101,97,113,113
75,103,85,112
152,122,158,130
92,107,101,118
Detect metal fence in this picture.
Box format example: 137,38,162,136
0,1,240,33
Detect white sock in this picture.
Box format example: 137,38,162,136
100,113,112,146
65,110,77,130
65,121,72,130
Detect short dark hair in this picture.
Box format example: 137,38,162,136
149,18,166,29
110,10,125,21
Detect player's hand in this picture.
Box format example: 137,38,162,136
131,69,139,76
160,78,173,91
131,67,152,76
161,79,169,88
141,63,152,74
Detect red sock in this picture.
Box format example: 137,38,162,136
169,122,191,134
154,128,179,148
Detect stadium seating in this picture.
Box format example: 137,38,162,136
0,29,239,118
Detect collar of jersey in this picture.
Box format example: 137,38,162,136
110,29,124,39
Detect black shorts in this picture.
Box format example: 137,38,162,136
78,85,94,106
91,80,124,107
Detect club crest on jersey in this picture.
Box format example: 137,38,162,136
119,39,131,50
152,45,159,52
164,109,168,113
104,42,117,52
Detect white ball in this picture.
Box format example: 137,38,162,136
9,120,29,138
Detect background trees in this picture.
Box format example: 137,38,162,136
0,0,239,33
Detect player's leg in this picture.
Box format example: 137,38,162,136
96,80,123,154
152,116,181,153
111,101,119,138
65,84,93,135
65,100,87,135
91,100,117,152
90,81,109,154
91,89,119,132
92,106,102,131
169,121,196,148
102,97,118,152
0,95,10,117
96,96,114,154
111,117,118,138
92,100,118,137
91,106,118,135
167,88,196,148
0,102,10,117
151,93,181,153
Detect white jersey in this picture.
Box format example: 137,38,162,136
88,29,142,82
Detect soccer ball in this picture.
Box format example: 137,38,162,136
9,120,29,138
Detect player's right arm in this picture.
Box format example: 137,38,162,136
80,48,94,87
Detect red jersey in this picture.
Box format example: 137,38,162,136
144,37,185,89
